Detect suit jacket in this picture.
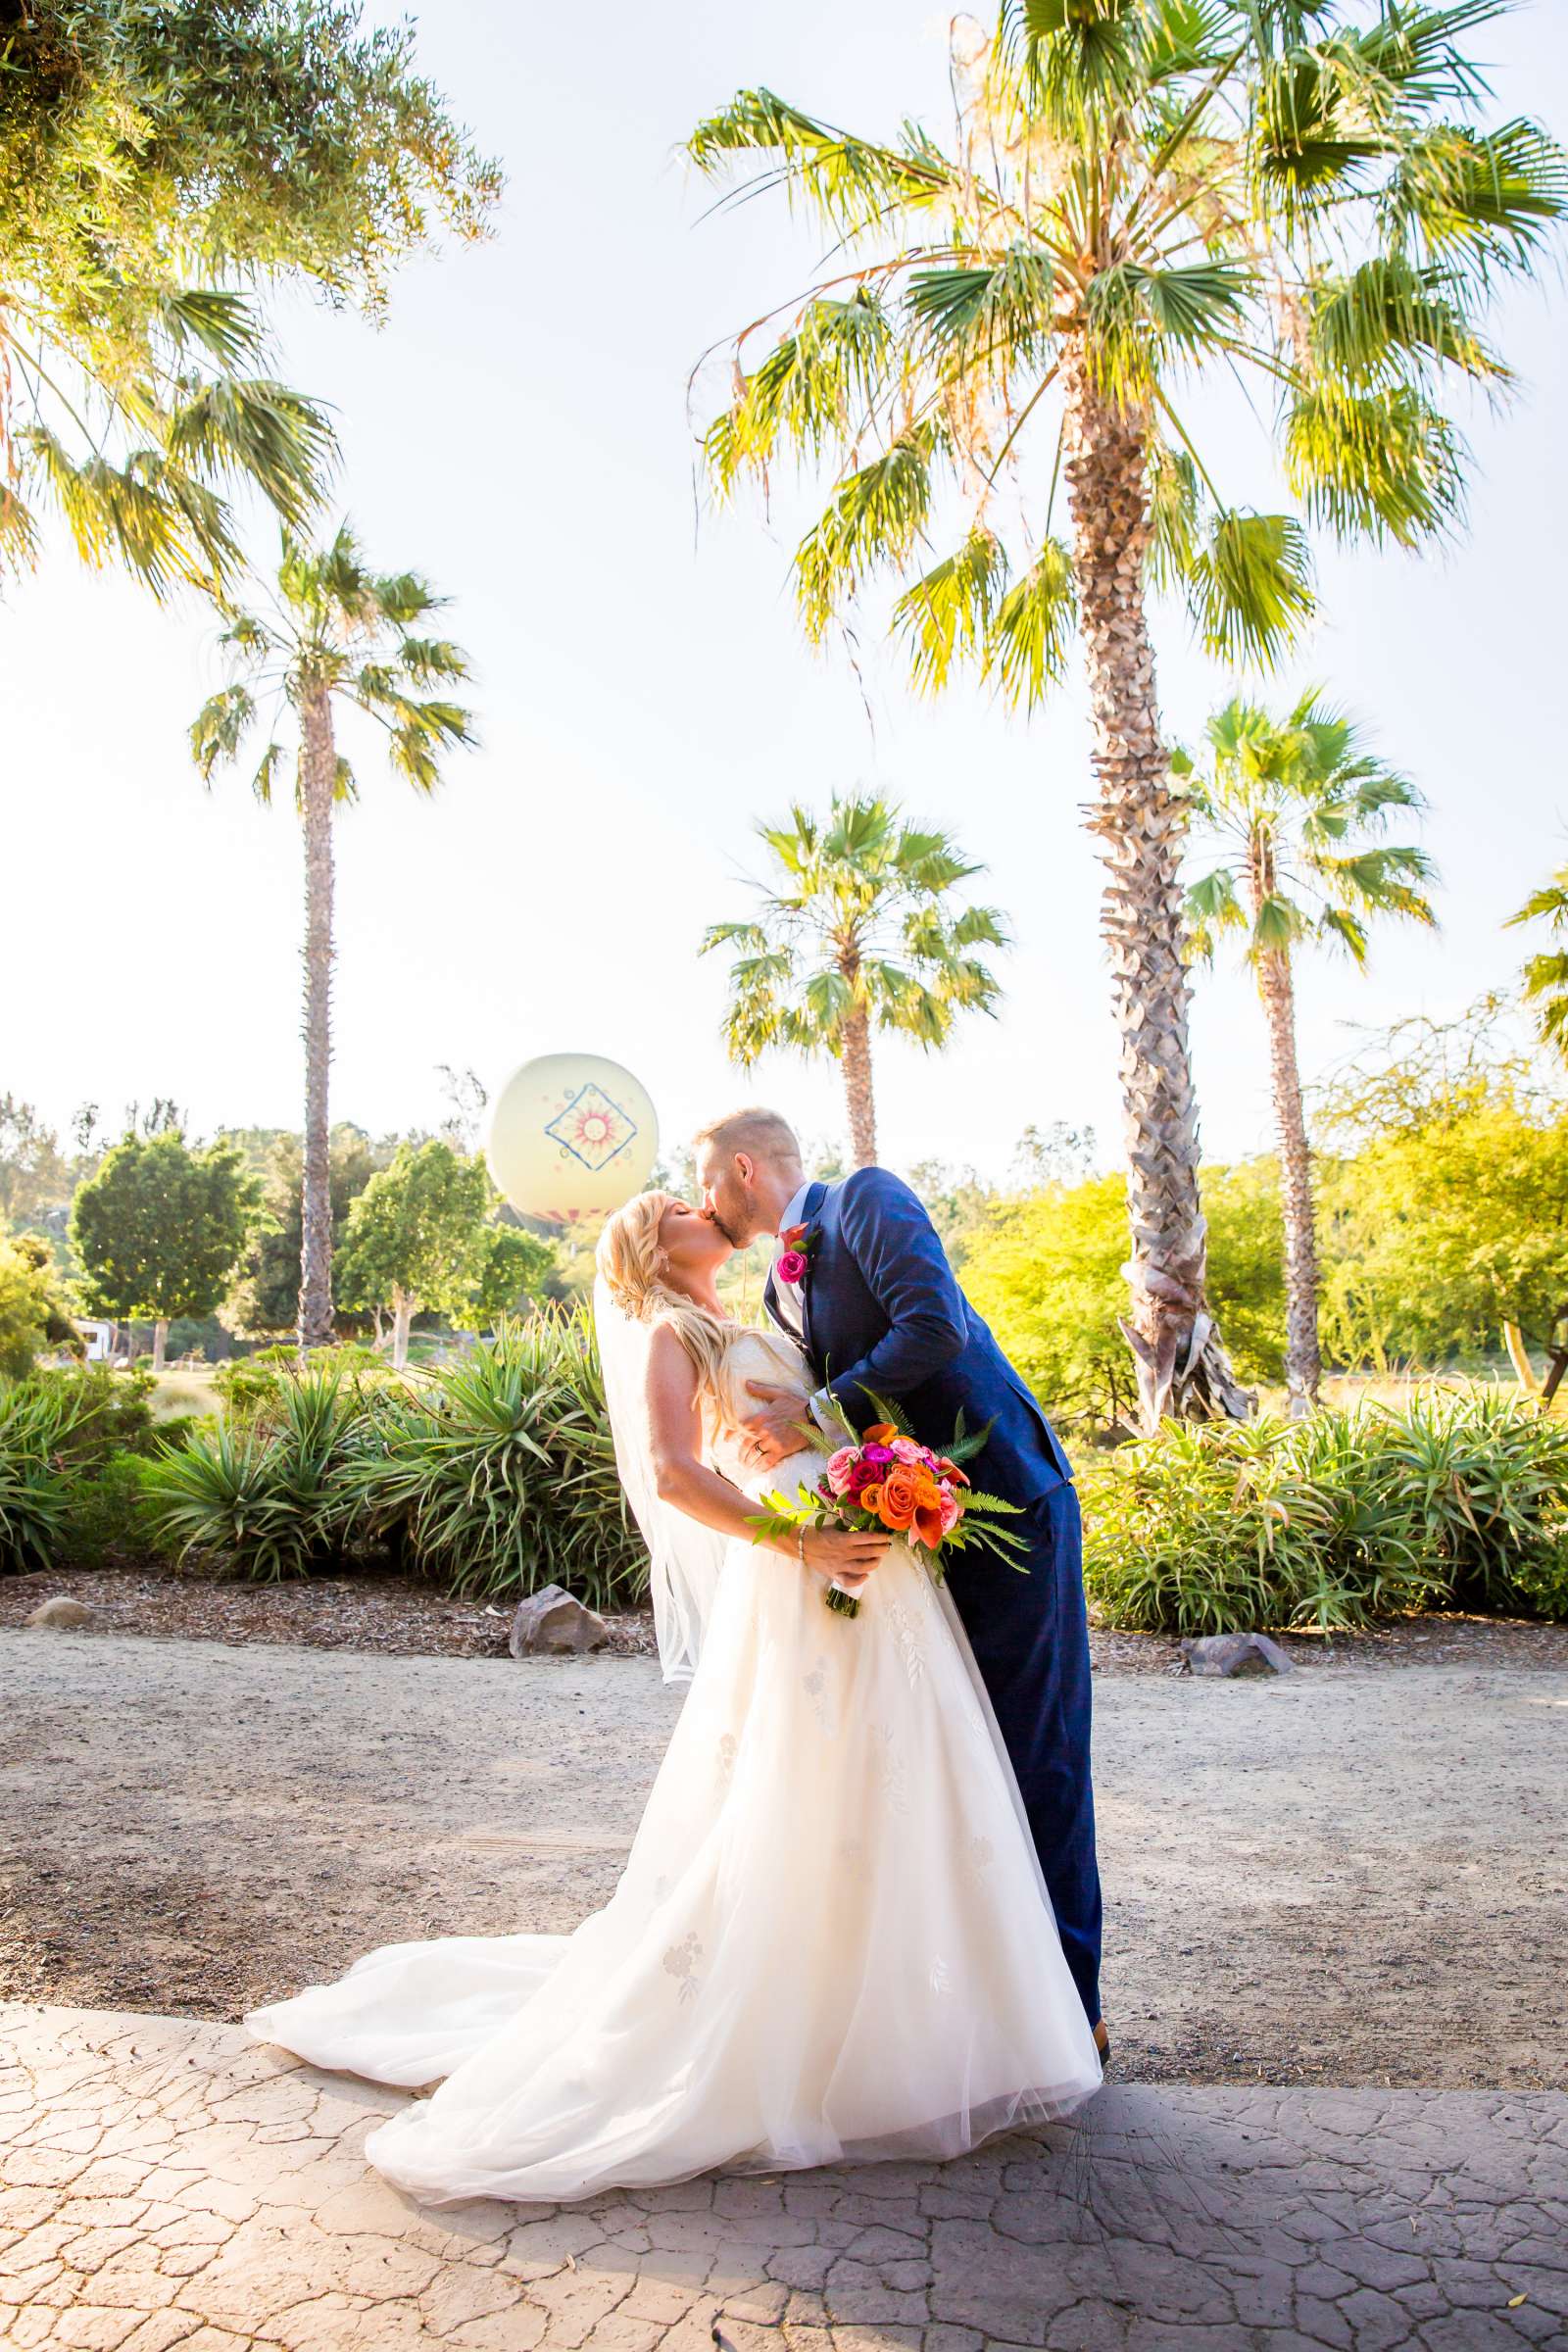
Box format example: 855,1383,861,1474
763,1167,1072,1508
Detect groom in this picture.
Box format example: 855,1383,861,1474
693,1106,1104,2051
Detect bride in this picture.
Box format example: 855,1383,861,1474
246,1191,1102,2205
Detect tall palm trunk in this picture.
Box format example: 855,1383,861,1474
297,685,337,1351
1254,939,1322,1410
1061,353,1250,1432
840,996,878,1168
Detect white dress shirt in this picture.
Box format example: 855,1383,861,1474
768,1178,814,1344
769,1179,839,1439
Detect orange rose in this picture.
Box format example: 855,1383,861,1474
876,1464,920,1532
857,1482,885,1518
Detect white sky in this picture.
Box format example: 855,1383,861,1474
5,2,1566,1185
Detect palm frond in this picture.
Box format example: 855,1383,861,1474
189,686,258,782
685,89,951,232
706,289,892,495
166,378,335,527
1285,379,1465,547
906,246,1055,365
1085,260,1252,399
1307,259,1503,384
892,527,1009,695
794,432,933,640
1185,510,1315,667
986,538,1077,710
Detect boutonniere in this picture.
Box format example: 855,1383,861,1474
775,1222,818,1287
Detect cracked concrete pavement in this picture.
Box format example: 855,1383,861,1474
3,2004,1565,2350
4,1631,1567,2344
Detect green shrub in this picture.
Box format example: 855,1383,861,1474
339,1313,645,1607
62,1451,169,1569
213,1344,385,1423
1083,1391,1568,1635
23,1363,162,1468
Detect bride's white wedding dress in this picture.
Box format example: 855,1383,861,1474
247,1329,1102,2206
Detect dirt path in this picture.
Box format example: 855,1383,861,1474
2,1628,1563,2091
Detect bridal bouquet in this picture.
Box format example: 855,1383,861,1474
748,1392,1025,1618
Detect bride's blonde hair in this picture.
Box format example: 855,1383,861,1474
595,1191,734,1395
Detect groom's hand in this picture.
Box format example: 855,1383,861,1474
740,1381,815,1471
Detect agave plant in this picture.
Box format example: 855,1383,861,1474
0,1383,83,1575
141,1365,369,1581
141,1424,313,1584
1374,1387,1568,1610
339,1314,645,1607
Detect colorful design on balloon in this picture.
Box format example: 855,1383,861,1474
545,1083,638,1173
486,1054,659,1220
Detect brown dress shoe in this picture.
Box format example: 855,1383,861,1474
1093,2019,1110,2067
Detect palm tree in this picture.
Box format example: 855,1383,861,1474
1181,691,1436,1409
685,4,1563,1428
1505,860,1568,1068
702,793,1007,1166
191,524,475,1348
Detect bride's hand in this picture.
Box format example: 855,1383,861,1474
795,1525,890,1592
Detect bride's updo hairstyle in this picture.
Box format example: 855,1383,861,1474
596,1191,732,1395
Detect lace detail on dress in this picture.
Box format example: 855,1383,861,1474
870,1724,910,1817
883,1583,926,1692
662,1932,703,2005
717,1732,738,1785
802,1658,831,1733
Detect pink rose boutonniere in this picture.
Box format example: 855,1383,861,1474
775,1221,817,1288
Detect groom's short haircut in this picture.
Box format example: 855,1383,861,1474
692,1106,802,1169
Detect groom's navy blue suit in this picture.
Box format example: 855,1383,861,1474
763,1168,1102,2031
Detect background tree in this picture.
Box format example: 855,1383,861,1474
191,524,475,1348
1,0,498,597
1181,692,1436,1407
71,1130,257,1370
226,1127,387,1338
1506,858,1568,1068
336,1140,537,1368
0,1229,76,1381
702,792,1006,1165
0,1100,70,1232
687,2,1564,1427
959,1162,1286,1436
1313,1001,1568,1370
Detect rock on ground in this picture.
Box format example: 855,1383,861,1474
22,1598,93,1631
510,1586,610,1657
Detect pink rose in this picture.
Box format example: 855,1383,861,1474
776,1249,808,1285
824,1447,858,1496
889,1437,924,1463
861,1443,895,1467
939,1487,962,1535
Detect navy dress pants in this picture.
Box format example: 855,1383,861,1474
943,1480,1102,2030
